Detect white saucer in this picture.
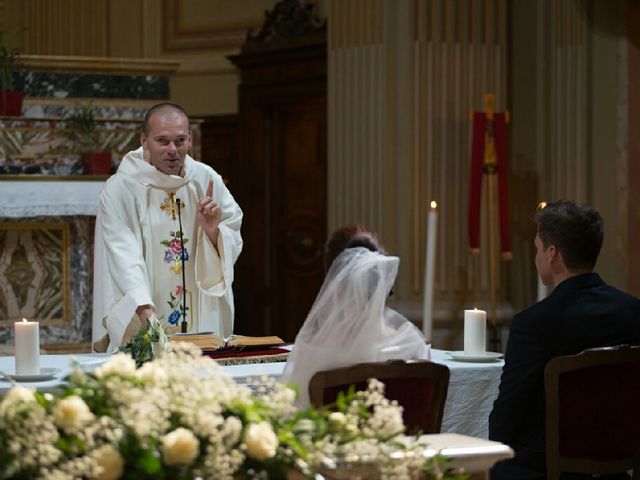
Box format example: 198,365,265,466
447,351,503,363
78,358,107,370
0,367,61,382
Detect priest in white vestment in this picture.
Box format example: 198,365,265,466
92,103,243,352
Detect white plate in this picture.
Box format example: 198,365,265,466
0,367,61,382
78,358,107,370
447,351,503,362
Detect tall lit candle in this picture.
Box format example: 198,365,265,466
536,201,548,302
464,308,486,355
422,201,438,341
15,318,40,375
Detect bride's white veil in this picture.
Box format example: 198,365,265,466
281,247,430,407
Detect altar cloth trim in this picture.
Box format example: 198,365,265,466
211,353,290,366
206,347,291,366
0,181,104,217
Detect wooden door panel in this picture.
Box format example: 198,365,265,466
272,98,326,341
228,32,327,342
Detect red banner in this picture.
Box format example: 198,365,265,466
468,112,511,257
468,113,486,253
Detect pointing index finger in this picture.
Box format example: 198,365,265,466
206,179,213,198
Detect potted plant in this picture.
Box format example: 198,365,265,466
65,104,112,175
0,30,24,116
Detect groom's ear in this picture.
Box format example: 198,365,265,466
547,244,561,264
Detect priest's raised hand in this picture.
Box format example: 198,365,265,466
197,179,222,250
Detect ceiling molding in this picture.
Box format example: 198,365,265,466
162,0,262,52
19,55,181,76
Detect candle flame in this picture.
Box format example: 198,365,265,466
21,317,28,323
430,201,437,209
538,201,547,210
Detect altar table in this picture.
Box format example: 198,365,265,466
0,348,503,439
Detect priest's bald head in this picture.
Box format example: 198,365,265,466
140,103,192,176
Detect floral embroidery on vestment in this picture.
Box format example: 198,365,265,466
159,194,190,330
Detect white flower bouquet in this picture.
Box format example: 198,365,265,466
0,344,468,479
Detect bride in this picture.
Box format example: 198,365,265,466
281,225,431,407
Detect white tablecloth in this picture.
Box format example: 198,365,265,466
195,348,504,438
0,349,503,439
0,180,104,217
430,349,503,439
0,354,108,390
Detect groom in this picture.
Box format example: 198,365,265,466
489,200,640,480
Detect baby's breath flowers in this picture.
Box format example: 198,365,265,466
0,343,468,480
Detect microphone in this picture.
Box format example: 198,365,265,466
176,198,188,333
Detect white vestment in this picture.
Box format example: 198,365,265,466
92,147,243,352
281,247,431,407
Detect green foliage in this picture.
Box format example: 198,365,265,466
55,435,85,456
119,432,163,478
0,29,21,91
118,325,158,367
242,457,290,480
65,104,102,153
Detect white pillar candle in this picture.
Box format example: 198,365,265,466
464,308,486,355
422,201,438,341
15,318,40,375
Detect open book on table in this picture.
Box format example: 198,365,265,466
168,333,285,352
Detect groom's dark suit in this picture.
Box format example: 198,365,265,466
489,273,640,480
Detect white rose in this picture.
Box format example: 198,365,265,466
244,422,279,460
161,428,200,466
135,362,166,385
328,412,346,428
4,385,35,403
95,353,137,378
91,444,124,480
53,395,94,430
0,386,36,416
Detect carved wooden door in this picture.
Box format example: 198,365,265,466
229,32,327,341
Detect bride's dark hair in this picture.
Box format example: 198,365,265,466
324,224,387,272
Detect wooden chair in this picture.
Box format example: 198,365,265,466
545,344,640,480
308,359,450,434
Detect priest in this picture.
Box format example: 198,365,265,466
92,103,243,352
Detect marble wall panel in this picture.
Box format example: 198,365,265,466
0,217,93,348
0,115,203,174
13,72,170,100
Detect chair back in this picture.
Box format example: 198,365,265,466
308,359,449,434
545,344,640,480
